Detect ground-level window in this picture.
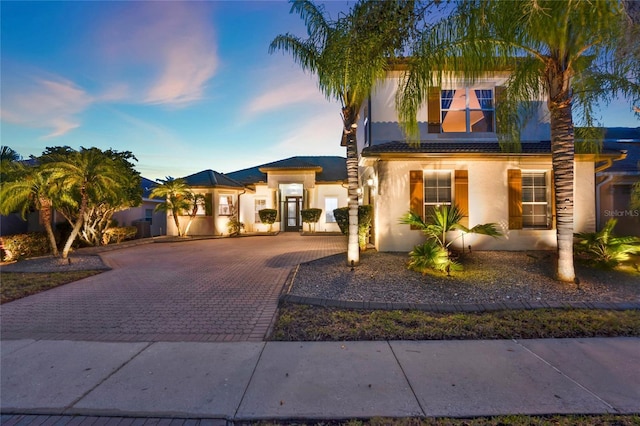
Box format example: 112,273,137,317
325,197,338,222
522,172,548,228
255,199,267,222
145,208,153,224
219,195,233,216
423,171,452,216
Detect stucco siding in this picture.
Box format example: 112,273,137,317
372,157,594,252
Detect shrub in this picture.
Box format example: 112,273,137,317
301,208,322,232
258,208,277,232
574,218,640,269
227,217,244,237
408,240,461,275
333,205,373,250
400,204,502,275
1,232,51,261
102,226,137,245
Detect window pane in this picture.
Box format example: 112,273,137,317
534,188,546,202
442,110,467,132
470,110,493,132
522,188,533,203
325,197,338,222
441,90,455,109
474,89,493,108
255,199,266,222
438,188,451,203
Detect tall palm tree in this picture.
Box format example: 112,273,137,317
150,177,194,237
270,0,417,266
398,0,640,282
45,148,126,259
0,163,64,256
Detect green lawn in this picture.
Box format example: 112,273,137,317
270,303,640,341
1,270,104,303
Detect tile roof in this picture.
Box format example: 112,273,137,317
226,156,347,184
140,177,157,199
602,141,640,174
600,127,640,174
362,141,554,154
183,169,245,188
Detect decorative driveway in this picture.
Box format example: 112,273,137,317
0,234,346,342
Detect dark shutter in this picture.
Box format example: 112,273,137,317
409,170,423,229
455,170,469,228
427,87,441,133
508,169,523,229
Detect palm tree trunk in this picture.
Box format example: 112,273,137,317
61,194,87,260
172,209,183,237
39,198,59,257
549,97,576,283
343,106,360,266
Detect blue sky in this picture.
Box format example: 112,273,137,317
1,1,638,181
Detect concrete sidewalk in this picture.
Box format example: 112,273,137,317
2,338,639,421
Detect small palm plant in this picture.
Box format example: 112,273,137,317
574,219,640,269
400,204,502,275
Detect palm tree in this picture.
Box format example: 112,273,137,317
0,163,63,257
44,148,127,259
401,204,502,274
398,0,640,282
150,177,194,237
270,0,418,266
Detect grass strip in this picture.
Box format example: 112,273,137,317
257,414,640,425
1,271,104,304
271,303,640,341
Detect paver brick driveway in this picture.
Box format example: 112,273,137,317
1,234,346,342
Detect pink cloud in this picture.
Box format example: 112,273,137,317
246,66,329,116
95,2,218,107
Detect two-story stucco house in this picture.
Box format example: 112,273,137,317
356,69,625,252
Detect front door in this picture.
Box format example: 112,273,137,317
284,196,302,231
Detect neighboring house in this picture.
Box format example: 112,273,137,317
596,127,640,236
227,156,348,233
356,69,625,252
112,177,167,237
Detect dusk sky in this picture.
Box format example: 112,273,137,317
1,1,638,181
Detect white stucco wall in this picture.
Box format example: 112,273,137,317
238,182,347,233
371,157,595,252
362,72,551,147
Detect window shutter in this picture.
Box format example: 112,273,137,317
455,170,469,228
427,87,441,133
508,169,523,229
409,170,423,229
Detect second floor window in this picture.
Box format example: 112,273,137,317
430,87,495,133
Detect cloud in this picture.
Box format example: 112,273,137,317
268,109,345,157
245,65,329,117
0,74,93,138
95,2,218,107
